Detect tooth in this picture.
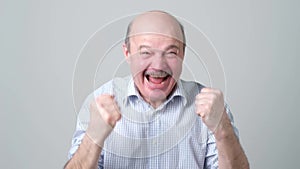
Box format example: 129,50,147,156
145,71,169,78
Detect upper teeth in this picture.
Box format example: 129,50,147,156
145,71,169,78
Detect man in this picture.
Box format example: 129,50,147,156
65,11,249,169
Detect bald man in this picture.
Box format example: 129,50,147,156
65,11,249,169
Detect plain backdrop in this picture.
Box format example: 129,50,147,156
1,0,299,169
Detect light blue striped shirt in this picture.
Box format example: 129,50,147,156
68,76,238,169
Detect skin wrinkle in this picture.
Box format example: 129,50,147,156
123,12,186,108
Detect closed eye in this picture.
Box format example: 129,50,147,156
141,51,151,55
165,50,178,58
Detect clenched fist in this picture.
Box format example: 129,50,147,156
86,94,122,147
195,88,225,133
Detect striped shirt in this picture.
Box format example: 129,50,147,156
68,76,238,169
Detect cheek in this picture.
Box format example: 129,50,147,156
129,57,148,75
169,59,183,77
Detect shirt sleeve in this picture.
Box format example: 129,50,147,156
67,87,111,167
67,79,117,168
67,127,105,169
204,103,239,168
67,94,91,159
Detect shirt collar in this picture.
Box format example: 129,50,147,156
127,77,138,98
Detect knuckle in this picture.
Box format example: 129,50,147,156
213,89,223,96
102,113,113,123
107,114,120,126
203,104,210,110
115,113,122,120
201,87,210,92
201,114,206,119
106,114,114,122
97,94,113,102
211,94,217,101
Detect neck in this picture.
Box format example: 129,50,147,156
149,99,165,109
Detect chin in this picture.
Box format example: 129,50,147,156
147,89,168,101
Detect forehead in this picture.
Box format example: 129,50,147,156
130,34,182,49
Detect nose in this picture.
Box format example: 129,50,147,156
150,52,167,70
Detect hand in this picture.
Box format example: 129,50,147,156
195,88,225,133
86,94,122,146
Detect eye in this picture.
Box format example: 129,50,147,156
141,51,150,55
139,49,153,57
165,50,178,58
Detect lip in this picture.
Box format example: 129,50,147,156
144,74,171,90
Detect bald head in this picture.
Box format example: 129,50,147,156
125,11,186,52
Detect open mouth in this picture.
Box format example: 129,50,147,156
144,70,171,85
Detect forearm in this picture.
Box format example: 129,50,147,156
214,111,249,169
64,135,102,169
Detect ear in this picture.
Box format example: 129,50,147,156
122,43,130,63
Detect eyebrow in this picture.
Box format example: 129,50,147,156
165,45,179,51
138,45,151,50
138,45,179,51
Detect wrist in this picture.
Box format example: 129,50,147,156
213,109,235,141
86,126,106,147
67,134,102,169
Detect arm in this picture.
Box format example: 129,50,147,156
64,135,102,169
214,109,249,169
64,95,121,169
195,88,249,169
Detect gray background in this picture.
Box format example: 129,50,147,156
1,0,299,169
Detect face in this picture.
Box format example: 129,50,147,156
123,34,185,107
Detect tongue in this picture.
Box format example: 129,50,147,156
149,77,165,84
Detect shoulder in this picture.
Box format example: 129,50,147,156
92,76,131,96
179,79,205,93
177,79,205,104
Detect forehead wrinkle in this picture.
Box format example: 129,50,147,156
132,37,181,54
138,45,151,50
